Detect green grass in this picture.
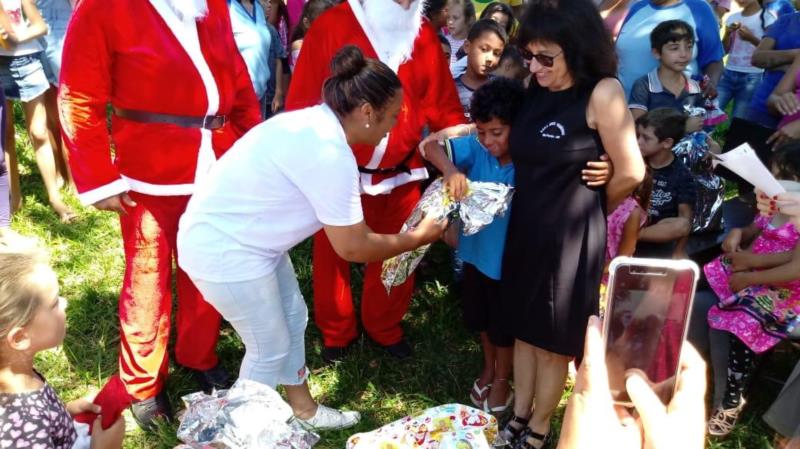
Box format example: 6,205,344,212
7,107,795,449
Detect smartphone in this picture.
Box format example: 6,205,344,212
603,257,699,406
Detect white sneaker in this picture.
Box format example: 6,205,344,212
295,404,361,431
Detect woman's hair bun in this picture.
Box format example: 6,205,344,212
330,45,367,79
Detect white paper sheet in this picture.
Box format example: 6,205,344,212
711,143,786,197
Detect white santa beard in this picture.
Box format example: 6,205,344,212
166,0,209,21
362,0,423,65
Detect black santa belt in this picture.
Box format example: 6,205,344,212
112,106,227,130
358,148,416,175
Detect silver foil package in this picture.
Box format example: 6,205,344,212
673,131,724,233
176,379,320,449
381,178,513,292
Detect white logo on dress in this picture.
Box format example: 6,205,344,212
539,122,566,139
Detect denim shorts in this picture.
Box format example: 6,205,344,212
0,53,50,102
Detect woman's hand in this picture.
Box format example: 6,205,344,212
556,316,642,449
411,214,449,246
769,92,800,116
626,344,707,449
729,271,753,292
417,124,473,157
767,120,800,150
722,228,743,253
582,154,613,187
444,170,468,201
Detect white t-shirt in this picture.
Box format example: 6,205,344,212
725,10,777,74
177,104,364,283
0,0,43,56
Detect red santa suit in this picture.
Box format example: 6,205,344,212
58,0,261,400
286,0,465,347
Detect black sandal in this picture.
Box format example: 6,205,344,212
499,414,529,447
513,427,552,449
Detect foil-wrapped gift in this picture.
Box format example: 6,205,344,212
381,178,513,292
346,404,498,449
176,379,319,449
672,131,723,233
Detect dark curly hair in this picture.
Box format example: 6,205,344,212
517,0,617,91
469,77,525,125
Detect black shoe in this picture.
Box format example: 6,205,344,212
191,364,232,394
383,339,413,360
322,342,354,365
131,390,173,430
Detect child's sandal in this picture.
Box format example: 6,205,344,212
708,399,746,437
499,414,529,447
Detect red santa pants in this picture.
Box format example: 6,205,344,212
118,192,221,400
313,182,421,347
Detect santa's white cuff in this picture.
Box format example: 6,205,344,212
78,178,131,206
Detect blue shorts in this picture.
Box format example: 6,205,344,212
0,53,50,102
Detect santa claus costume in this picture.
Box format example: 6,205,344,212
286,0,465,357
58,0,261,423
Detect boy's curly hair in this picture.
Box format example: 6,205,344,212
469,77,525,125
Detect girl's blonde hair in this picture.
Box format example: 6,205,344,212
0,243,48,342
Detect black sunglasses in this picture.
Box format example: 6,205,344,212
518,47,563,68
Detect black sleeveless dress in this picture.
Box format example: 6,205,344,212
501,82,607,358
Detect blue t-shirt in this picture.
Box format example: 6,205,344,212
229,0,272,99
616,0,724,100
447,135,514,280
766,0,796,17
747,12,800,128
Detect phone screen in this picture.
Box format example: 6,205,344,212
605,261,697,405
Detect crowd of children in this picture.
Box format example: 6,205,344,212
2,0,800,447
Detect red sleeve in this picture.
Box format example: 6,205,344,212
285,15,331,111
419,23,466,131
57,0,125,204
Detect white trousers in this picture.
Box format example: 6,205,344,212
192,254,308,387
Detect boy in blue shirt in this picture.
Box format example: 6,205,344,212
422,77,521,413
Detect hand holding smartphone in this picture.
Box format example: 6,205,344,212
603,257,699,406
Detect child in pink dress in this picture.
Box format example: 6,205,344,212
705,142,800,436
603,172,651,286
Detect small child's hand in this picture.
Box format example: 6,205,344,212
90,415,125,449
728,251,753,272
67,397,101,416
582,154,613,187
444,171,468,201
685,116,704,134
737,25,756,43
721,228,743,253
729,272,753,293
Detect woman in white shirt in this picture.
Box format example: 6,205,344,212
177,46,446,431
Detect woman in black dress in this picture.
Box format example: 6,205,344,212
499,0,645,447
